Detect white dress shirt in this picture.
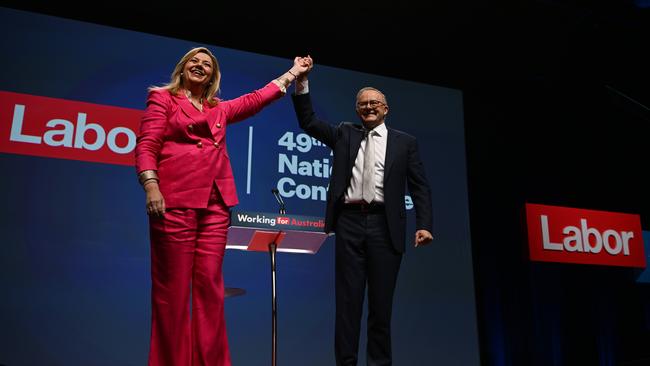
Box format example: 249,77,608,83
345,123,387,203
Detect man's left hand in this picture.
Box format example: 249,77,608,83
414,229,433,247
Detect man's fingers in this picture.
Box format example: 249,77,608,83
414,231,433,247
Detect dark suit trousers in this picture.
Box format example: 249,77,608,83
335,207,402,366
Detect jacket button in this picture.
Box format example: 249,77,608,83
213,142,220,148
216,123,222,128
197,141,203,148
188,124,194,131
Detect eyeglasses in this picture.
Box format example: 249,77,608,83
356,100,385,109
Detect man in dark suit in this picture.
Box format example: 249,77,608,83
291,57,433,366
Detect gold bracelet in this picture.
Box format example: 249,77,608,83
138,170,159,185
143,178,159,187
142,177,158,184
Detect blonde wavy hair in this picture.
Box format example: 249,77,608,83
150,47,221,106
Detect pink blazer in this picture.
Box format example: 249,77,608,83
135,82,284,208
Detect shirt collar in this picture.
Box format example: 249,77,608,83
368,123,387,137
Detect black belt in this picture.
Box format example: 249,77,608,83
342,201,385,213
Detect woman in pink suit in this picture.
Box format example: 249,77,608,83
135,47,310,366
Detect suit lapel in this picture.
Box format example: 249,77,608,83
348,125,364,172
172,92,201,123
384,128,399,182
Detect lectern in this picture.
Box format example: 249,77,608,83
227,210,330,366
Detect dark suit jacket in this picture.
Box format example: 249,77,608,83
292,93,433,253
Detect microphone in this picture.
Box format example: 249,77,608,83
271,188,286,214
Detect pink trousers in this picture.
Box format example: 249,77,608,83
148,186,231,366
